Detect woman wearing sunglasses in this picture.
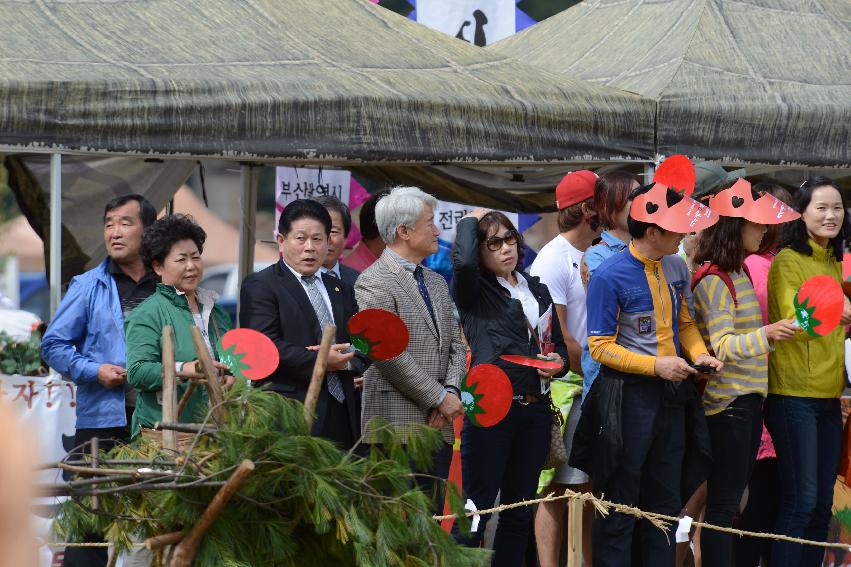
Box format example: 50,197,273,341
451,208,568,566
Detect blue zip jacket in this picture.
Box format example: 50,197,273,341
580,231,628,400
41,258,127,428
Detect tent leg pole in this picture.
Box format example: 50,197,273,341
237,163,258,323
49,153,62,319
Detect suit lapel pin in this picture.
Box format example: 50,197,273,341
335,287,340,292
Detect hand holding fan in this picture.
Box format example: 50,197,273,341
793,275,844,337
218,328,279,380
347,309,409,360
842,277,851,300
461,364,512,427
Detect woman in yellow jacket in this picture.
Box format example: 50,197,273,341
765,176,851,567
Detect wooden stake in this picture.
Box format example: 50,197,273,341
161,326,178,452
90,437,99,510
169,459,255,567
190,326,226,427
566,496,583,567
303,324,336,426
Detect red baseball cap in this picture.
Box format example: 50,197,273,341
555,170,598,210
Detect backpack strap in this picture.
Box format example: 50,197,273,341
691,263,739,307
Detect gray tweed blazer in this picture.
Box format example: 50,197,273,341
354,250,466,444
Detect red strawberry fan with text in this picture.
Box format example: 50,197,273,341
461,364,512,427
347,309,409,360
708,178,800,224
793,275,844,337
630,155,719,233
218,328,279,381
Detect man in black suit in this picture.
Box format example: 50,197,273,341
315,195,360,287
239,199,367,448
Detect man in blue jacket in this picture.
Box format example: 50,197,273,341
41,194,157,567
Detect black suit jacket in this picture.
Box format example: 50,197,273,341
338,263,360,288
239,261,368,442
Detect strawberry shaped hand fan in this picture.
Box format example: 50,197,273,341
218,328,279,381
500,354,562,370
461,364,512,427
347,309,409,360
793,275,844,337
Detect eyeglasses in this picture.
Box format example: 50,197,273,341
485,232,518,251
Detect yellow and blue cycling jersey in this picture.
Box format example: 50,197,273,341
587,241,708,376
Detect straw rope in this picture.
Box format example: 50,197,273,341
43,488,851,552
434,488,851,552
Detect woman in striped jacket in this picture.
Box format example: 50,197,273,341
690,179,799,567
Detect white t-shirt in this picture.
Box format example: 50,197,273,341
529,234,587,342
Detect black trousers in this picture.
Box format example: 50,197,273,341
592,377,685,567
453,399,551,566
63,427,129,567
701,393,763,567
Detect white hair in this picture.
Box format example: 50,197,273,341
375,186,438,244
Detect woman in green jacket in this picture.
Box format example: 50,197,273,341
765,176,851,567
125,214,232,438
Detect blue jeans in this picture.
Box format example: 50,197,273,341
764,394,842,567
454,398,551,566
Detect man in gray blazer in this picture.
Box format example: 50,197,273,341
355,186,465,513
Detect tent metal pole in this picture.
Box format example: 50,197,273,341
49,153,62,319
236,163,258,323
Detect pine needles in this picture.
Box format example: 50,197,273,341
55,382,490,566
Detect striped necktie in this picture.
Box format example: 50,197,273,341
302,274,345,402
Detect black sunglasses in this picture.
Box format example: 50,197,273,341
485,231,519,251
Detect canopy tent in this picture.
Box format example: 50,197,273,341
492,0,851,168
0,0,653,169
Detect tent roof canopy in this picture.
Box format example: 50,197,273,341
493,0,851,167
0,0,654,168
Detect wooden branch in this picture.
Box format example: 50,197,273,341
39,459,180,470
155,422,217,435
175,381,197,418
175,371,206,381
303,324,336,425
56,462,175,477
145,531,184,551
190,327,226,427
169,460,255,567
161,326,178,452
90,437,100,510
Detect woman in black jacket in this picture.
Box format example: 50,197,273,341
452,209,568,565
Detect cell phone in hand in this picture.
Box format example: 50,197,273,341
691,364,717,373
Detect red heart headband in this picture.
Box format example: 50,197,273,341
629,155,719,233
707,178,800,224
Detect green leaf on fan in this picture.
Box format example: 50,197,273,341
794,295,822,337
217,342,251,379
